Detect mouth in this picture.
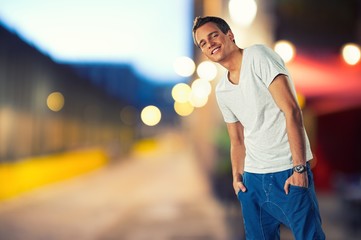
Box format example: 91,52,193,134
211,46,221,55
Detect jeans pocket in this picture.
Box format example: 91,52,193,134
289,184,309,195
237,173,248,201
242,172,247,186
237,189,242,200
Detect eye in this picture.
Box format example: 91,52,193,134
211,33,219,38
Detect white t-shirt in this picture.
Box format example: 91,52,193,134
215,44,313,173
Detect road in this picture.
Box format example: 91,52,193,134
0,133,230,240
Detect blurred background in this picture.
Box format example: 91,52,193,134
0,0,360,239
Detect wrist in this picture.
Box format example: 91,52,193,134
233,173,243,182
293,164,307,173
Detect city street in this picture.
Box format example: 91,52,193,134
0,133,229,240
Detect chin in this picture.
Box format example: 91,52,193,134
210,56,222,63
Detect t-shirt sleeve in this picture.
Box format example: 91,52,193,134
216,95,238,123
253,45,289,88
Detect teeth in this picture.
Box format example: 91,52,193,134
212,47,220,54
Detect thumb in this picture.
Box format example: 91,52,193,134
284,180,290,195
238,181,247,192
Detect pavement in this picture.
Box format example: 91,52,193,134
0,132,360,240
0,133,229,240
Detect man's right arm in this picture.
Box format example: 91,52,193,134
226,121,247,194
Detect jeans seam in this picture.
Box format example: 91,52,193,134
307,190,324,239
259,204,267,240
268,201,292,229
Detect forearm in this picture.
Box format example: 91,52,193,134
284,108,309,192
285,108,307,166
230,143,245,181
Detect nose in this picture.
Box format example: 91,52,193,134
208,40,215,49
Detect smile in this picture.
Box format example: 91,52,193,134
211,47,221,55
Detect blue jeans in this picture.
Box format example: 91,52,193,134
237,164,326,240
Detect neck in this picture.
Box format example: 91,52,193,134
219,47,243,73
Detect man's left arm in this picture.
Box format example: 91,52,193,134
268,74,308,194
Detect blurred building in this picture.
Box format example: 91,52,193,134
0,24,140,162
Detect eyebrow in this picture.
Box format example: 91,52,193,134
198,30,219,47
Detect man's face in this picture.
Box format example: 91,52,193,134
194,22,234,63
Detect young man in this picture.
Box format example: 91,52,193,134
193,16,325,239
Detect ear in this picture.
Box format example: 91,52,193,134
226,30,235,42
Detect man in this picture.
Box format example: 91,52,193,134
193,16,325,239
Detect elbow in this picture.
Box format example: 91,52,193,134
230,140,245,149
284,104,303,124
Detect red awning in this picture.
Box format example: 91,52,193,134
287,54,361,115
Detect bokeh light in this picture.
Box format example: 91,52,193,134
174,101,194,117
171,83,191,103
342,43,361,65
47,92,64,112
120,105,138,125
140,105,161,126
173,56,196,77
229,0,257,27
189,92,208,108
196,61,218,81
191,79,212,99
274,40,296,63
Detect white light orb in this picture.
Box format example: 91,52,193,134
191,78,212,99
197,61,218,81
189,92,208,108
342,43,361,65
274,40,296,63
229,0,257,27
171,83,191,103
173,56,196,77
140,105,161,126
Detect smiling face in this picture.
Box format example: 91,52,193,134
194,22,235,63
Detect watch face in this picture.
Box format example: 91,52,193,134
294,165,306,173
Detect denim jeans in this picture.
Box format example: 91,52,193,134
237,164,326,240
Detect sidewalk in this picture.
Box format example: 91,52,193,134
0,133,229,240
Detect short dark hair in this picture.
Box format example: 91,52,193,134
192,16,232,47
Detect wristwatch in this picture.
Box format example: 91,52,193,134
293,164,307,173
